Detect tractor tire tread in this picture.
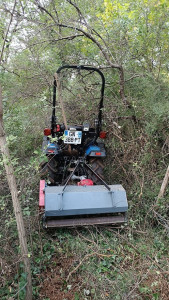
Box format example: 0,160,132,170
88,158,104,184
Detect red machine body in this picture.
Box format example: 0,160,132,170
77,179,94,186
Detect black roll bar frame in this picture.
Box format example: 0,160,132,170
52,65,105,135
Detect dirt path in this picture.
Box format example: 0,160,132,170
39,256,83,300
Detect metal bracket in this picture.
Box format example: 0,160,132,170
58,192,64,210
58,158,113,210
84,162,111,191
62,160,80,192
61,158,111,193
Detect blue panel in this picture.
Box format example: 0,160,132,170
44,185,128,217
47,143,56,148
85,145,100,156
46,142,59,154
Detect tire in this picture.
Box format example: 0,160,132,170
88,158,104,184
40,157,58,183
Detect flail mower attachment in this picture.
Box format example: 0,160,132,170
39,159,128,228
39,65,128,228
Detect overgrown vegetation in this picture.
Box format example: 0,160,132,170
0,0,169,299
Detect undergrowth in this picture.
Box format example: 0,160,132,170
0,70,169,299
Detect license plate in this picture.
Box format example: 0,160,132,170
64,130,82,144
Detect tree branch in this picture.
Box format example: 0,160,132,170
125,74,142,83
0,0,17,64
29,34,83,47
33,1,129,106
34,1,120,69
66,0,116,62
0,64,20,77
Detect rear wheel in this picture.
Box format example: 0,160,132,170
40,157,58,183
88,158,104,184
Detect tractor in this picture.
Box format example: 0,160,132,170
39,65,128,228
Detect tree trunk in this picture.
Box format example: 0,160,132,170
0,85,32,299
158,165,169,199
118,66,127,106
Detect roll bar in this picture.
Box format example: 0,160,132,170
52,65,105,134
